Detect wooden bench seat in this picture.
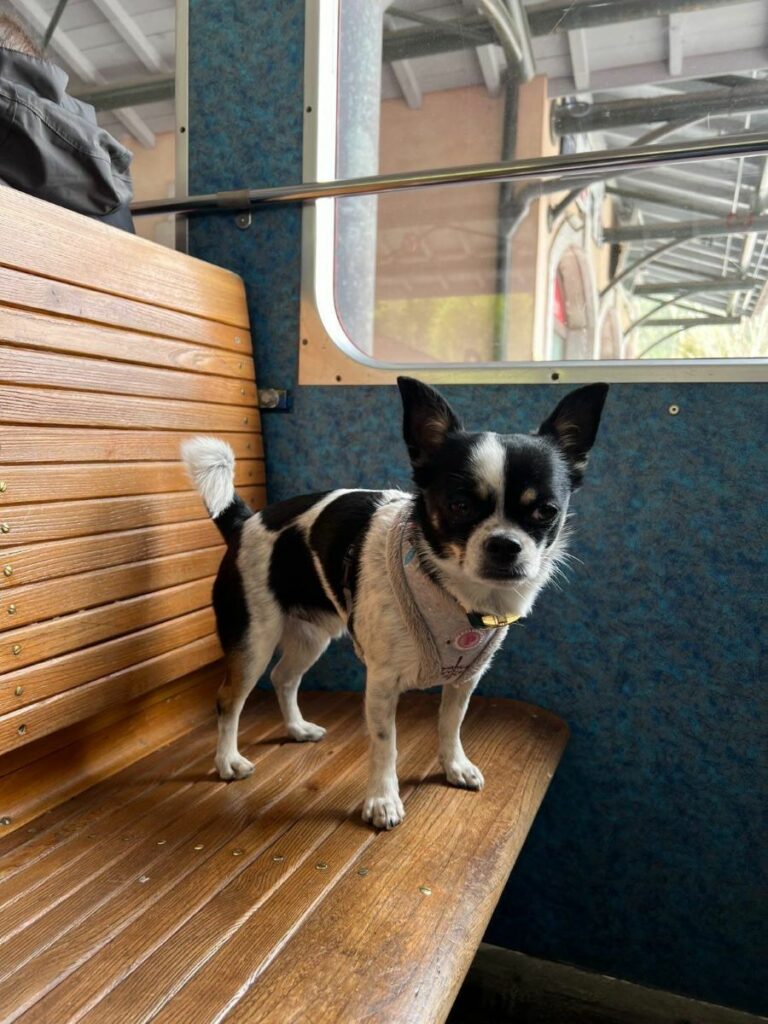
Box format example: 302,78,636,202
0,690,566,1024
1,187,568,1022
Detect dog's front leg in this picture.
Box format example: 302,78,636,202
362,674,404,830
439,678,484,790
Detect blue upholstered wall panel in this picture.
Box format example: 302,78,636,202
188,1,767,1012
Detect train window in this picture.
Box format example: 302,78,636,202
302,0,768,381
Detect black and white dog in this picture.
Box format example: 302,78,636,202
182,378,607,829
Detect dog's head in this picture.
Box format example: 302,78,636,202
397,377,608,597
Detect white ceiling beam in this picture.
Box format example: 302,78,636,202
567,29,590,92
668,13,684,77
391,58,422,109
6,0,155,148
547,47,768,98
383,14,421,109
90,0,169,73
476,42,503,98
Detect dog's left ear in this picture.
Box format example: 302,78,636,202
538,383,609,486
397,377,463,467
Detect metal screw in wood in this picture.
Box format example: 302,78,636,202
0,817,11,826
315,862,328,871
7,605,16,614
232,849,244,856
17,724,27,735
11,644,21,656
272,854,285,862
194,844,204,851
669,404,680,415
14,686,23,697
0,523,9,533
357,867,369,877
0,482,6,493
3,566,12,577
419,886,432,896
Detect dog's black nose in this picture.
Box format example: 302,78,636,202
485,535,522,563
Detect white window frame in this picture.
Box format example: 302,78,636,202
300,0,768,385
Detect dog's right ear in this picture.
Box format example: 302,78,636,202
397,377,463,467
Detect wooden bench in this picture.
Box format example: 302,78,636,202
0,187,568,1023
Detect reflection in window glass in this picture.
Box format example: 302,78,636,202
4,0,177,247
326,0,768,363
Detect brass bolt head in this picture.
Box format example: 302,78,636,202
419,886,432,896
11,644,21,655
0,523,9,533
7,604,16,615
0,481,6,493
14,686,23,696
3,566,12,577
315,862,328,871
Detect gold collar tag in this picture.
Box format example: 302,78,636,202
467,611,521,629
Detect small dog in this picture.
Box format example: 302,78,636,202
182,378,607,829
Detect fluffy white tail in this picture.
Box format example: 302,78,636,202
180,436,236,518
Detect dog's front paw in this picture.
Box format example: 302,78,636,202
215,753,254,781
287,720,326,743
443,758,484,790
362,792,405,830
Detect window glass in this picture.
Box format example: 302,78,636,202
318,0,768,364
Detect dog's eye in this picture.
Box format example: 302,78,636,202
532,503,558,523
449,499,470,517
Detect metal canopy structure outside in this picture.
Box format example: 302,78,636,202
378,0,768,331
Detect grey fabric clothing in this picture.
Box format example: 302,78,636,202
0,45,134,231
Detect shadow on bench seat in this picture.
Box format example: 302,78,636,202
0,690,567,1024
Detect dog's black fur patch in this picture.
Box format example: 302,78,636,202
260,492,330,532
212,525,250,653
310,491,384,612
269,524,337,617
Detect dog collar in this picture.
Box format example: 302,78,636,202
466,610,521,630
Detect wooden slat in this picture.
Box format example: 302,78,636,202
0,665,219,784
0,265,253,354
0,427,263,465
0,667,221,835
0,307,256,380
2,578,215,671
0,698,354,1019
1,608,215,713
0,693,304,920
1,519,221,588
0,459,263,505
0,347,258,407
0,385,260,432
0,188,250,328
233,705,564,1024
7,696,420,1024
0,696,567,1024
0,548,223,632
0,633,222,754
0,485,264,550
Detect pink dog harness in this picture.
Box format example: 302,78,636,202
386,507,518,687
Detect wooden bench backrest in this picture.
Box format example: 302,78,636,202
0,187,264,830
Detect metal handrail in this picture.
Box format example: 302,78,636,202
131,130,768,216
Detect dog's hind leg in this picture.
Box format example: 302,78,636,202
271,617,330,742
215,620,281,780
